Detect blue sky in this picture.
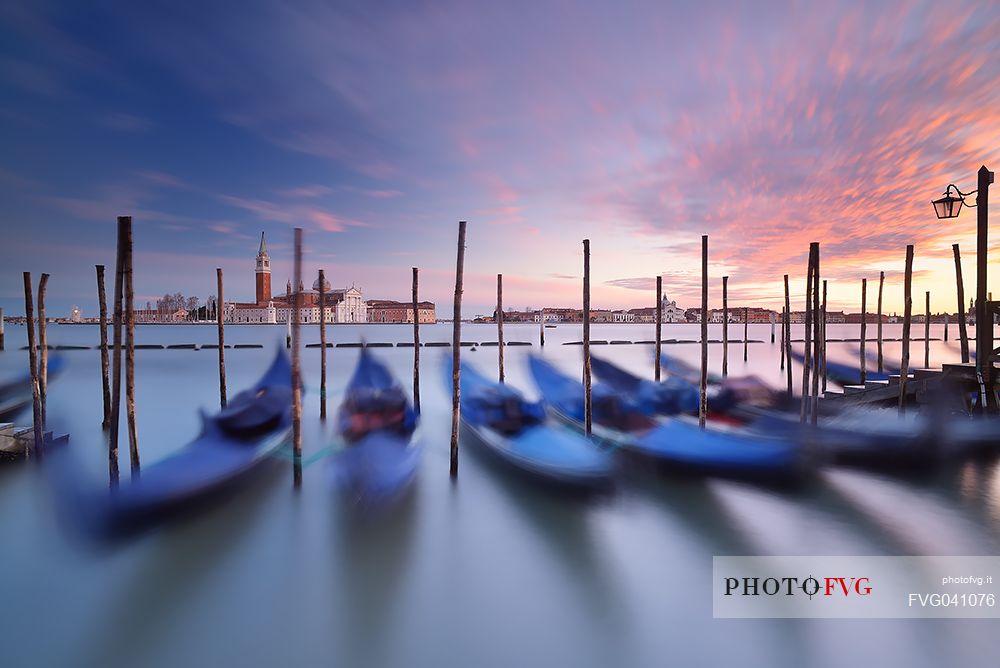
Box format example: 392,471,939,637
3,0,1000,318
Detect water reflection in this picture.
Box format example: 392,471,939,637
2,323,1000,667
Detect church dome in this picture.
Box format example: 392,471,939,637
312,276,332,292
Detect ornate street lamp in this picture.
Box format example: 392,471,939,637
931,185,972,219
933,166,995,411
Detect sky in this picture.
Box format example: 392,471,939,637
2,0,1000,319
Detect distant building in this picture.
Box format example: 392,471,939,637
367,299,437,323
590,309,614,323
627,295,686,323
612,310,635,323
133,308,189,323
226,233,368,323
70,306,82,323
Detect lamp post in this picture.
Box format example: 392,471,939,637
932,165,995,411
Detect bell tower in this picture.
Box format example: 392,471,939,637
255,232,271,305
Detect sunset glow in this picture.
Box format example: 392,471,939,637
2,1,999,316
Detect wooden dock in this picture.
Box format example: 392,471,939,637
822,362,984,406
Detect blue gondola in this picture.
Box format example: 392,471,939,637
529,355,806,479
0,355,65,423
330,349,420,503
445,357,613,488
789,349,890,386
49,348,293,536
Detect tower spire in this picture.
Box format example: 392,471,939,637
258,231,267,255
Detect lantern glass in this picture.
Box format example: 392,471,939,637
932,194,963,219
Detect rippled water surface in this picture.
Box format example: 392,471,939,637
2,322,1000,668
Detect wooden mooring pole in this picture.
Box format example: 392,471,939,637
319,269,328,420
779,305,786,370
810,243,821,424
123,218,139,476
318,269,327,420
655,275,662,381
800,244,815,424
699,235,708,429
497,273,505,384
925,291,931,369
22,273,42,459
450,221,467,478
583,239,592,436
743,306,748,363
97,265,111,429
821,279,828,393
783,274,792,396
860,278,867,385
217,268,227,408
411,267,420,413
900,245,914,413
877,270,885,373
292,228,303,486
953,244,969,364
0,307,4,351
108,219,125,486
722,276,729,377
37,273,49,427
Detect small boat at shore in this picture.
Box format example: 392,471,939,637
330,349,420,504
529,355,807,480
447,358,613,488
48,348,293,537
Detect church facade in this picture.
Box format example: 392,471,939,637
226,233,368,324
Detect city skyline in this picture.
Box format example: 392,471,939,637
2,2,1000,318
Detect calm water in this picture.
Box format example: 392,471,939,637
2,322,1000,668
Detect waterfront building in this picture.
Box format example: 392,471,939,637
612,310,635,323
226,233,368,323
367,299,437,323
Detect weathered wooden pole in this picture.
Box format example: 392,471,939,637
286,317,291,349
722,275,729,377
860,278,867,385
0,307,4,351
96,265,111,429
583,239,593,436
37,273,49,427
292,228,303,486
743,306,748,362
779,305,786,370
109,218,126,487
974,166,995,411
450,221,467,478
123,217,139,476
699,235,708,428
539,313,545,347
319,269,327,420
216,268,227,408
810,243,822,424
899,245,914,412
22,273,42,459
800,245,815,423
784,274,792,396
411,267,420,413
821,279,828,392
655,275,662,382
925,291,931,369
876,270,885,373
497,273,505,384
945,313,950,342
770,310,776,344
953,244,970,364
